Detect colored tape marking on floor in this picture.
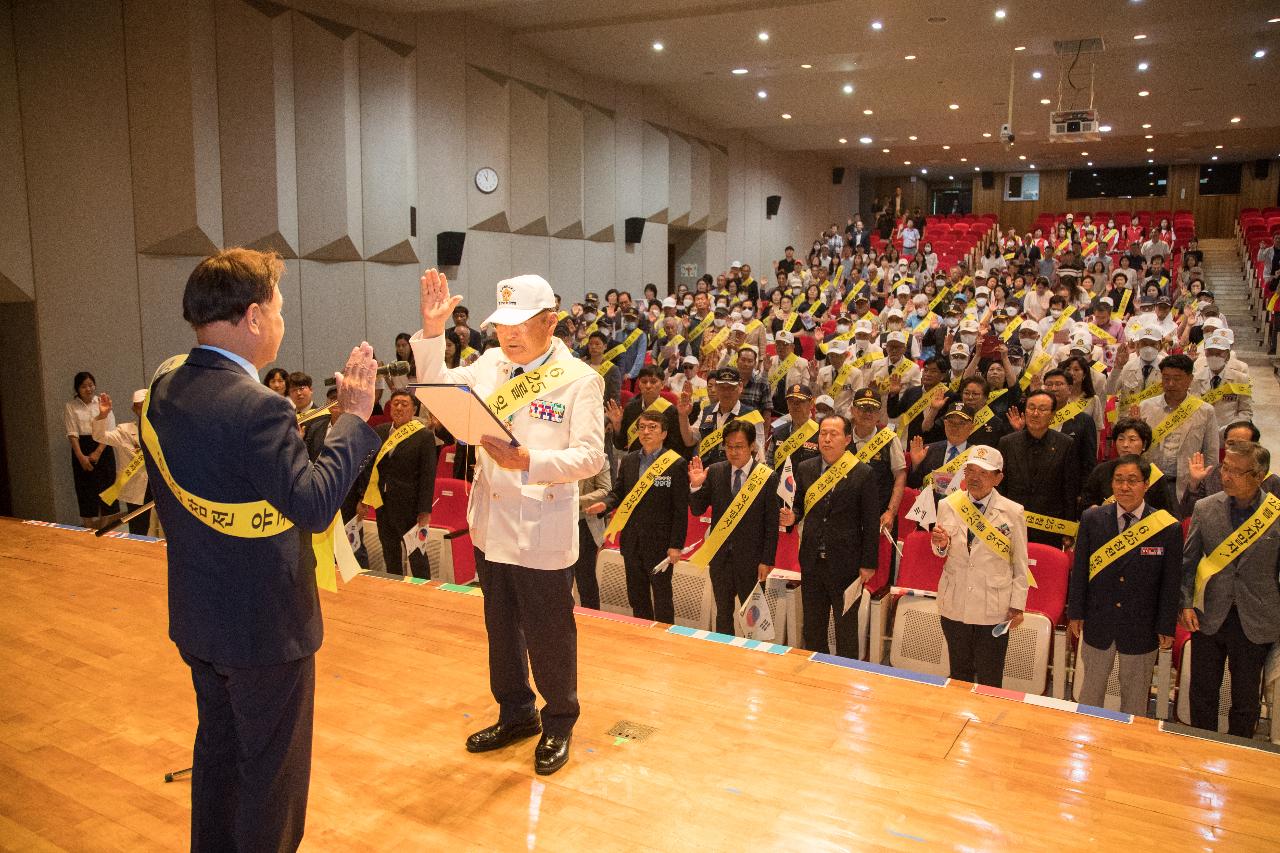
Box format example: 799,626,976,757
810,652,950,687
667,624,790,655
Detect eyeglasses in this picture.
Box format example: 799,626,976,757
1220,463,1259,478
1112,477,1146,487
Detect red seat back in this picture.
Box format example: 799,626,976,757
774,527,801,572
1025,543,1070,626
431,477,471,532
897,530,945,592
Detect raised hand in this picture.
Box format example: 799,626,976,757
1114,341,1131,370
1006,405,1025,431
96,393,113,420
928,385,948,410
420,268,463,337
908,435,928,467
605,399,624,432
676,387,694,417
1187,451,1213,485
335,342,378,421
888,374,903,396
687,456,707,489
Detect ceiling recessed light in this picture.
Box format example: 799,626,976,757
908,135,918,141
960,157,968,162
948,175,955,180
1231,116,1242,123
1215,144,1224,149
1018,154,1026,160
1138,90,1150,97
1269,17,1280,23
1086,161,1093,166
994,9,1007,19
1137,61,1149,71
859,136,873,144
863,108,874,115
842,83,854,94
781,113,791,119
904,54,917,60
800,63,812,69
758,31,769,42
652,41,664,52
1142,122,1152,128
1147,158,1154,163
732,68,749,75
1014,45,1026,51
1133,33,1147,40
949,103,960,110
882,148,890,153
942,144,951,150
1211,155,1219,160
982,132,992,138
974,166,981,171
871,20,883,30
1146,147,1155,152
1080,151,1088,155
838,138,847,144
1040,98,1051,105
1029,164,1036,169
1145,134,1154,139
1255,49,1267,59
1099,124,1112,132
757,90,767,99
1031,70,1043,79
921,168,929,174
903,160,911,165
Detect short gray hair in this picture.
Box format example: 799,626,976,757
1225,441,1270,477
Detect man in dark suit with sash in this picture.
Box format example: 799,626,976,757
780,414,879,657
143,249,380,852
688,419,780,635
1068,455,1181,715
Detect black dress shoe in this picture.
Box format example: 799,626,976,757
534,733,571,775
465,715,542,753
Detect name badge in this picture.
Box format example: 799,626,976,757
529,399,566,423
654,476,672,487
1140,546,1164,556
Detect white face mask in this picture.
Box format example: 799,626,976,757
683,297,694,308
944,317,959,328
916,307,928,317
887,320,903,331
950,356,968,371
1139,345,1159,362
976,297,988,308
1206,355,1227,372
836,323,851,334
1050,308,1063,319
1020,335,1038,349
993,321,1007,333
741,309,753,320
960,333,977,346
713,318,726,328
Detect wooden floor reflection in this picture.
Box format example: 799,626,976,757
1,518,1278,851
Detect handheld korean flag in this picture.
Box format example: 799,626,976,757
906,485,937,527
401,524,430,559
777,456,796,509
842,576,864,616
737,583,776,641
344,514,363,552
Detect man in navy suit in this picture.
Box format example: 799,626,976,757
143,249,380,852
688,419,780,635
1068,455,1182,715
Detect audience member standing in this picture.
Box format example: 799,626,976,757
358,390,437,578
65,370,117,528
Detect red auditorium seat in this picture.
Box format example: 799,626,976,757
896,530,945,593
1025,544,1070,627
774,527,801,573
897,486,920,538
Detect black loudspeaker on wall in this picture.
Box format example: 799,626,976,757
765,195,782,218
832,167,845,185
980,171,995,190
436,231,466,266
1256,159,1271,180
624,217,646,244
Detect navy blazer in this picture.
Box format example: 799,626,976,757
604,449,690,553
688,459,780,572
144,347,380,667
1067,503,1182,654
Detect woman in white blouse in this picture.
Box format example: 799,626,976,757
64,371,117,527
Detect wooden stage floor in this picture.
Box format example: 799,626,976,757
2,518,1279,851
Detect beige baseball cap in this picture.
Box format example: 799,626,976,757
965,444,1004,471
482,274,558,326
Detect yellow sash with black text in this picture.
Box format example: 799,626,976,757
603,450,682,538
1200,381,1251,407
99,437,146,507
830,357,858,396
361,420,426,509
688,462,774,568
1193,493,1280,610
486,356,596,422
877,357,915,392
1088,509,1178,581
1019,350,1053,390
138,355,356,592
1151,395,1204,446
1040,308,1075,347
803,451,859,516
1108,379,1163,423
698,409,765,457
947,491,1037,586
603,327,644,363
924,446,972,488
688,312,716,348
768,352,797,390
896,383,947,439
774,419,818,467
856,427,897,463
970,388,1010,432
625,397,673,447
999,316,1023,342
1049,395,1091,428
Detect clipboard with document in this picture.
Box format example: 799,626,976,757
409,383,519,447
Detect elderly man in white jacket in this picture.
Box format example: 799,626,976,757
930,444,1029,687
413,269,605,777
92,389,153,535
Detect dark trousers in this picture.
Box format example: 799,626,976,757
571,519,601,610
376,511,430,578
124,501,151,536
476,550,580,738
180,649,315,853
940,616,1010,686
1190,606,1268,737
621,544,675,623
800,557,860,658
710,552,758,636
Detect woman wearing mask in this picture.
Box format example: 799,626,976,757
918,242,938,275
1101,219,1121,254
65,371,117,528
263,367,289,396
1060,354,1105,440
